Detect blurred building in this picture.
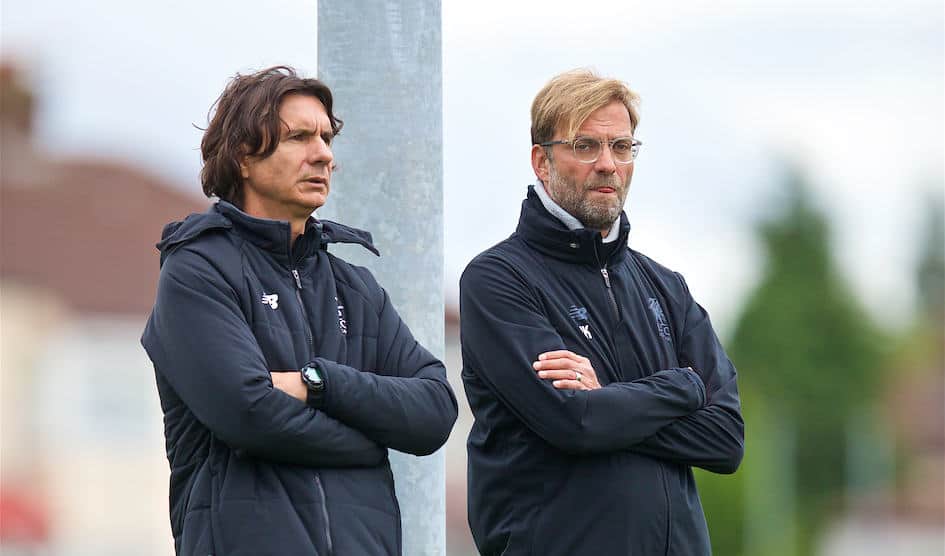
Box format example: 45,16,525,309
821,208,945,556
821,360,945,556
1,62,207,555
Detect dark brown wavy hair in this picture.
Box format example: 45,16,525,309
199,66,343,205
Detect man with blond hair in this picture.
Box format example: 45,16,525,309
460,69,744,555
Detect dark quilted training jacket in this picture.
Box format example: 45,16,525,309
142,200,457,556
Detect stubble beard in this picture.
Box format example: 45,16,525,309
546,163,630,232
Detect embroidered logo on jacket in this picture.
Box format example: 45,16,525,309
335,296,348,335
261,293,279,309
568,305,593,340
647,297,672,342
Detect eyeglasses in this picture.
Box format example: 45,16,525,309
539,136,643,164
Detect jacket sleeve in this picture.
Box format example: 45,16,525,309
142,247,386,468
459,256,706,455
314,280,459,457
627,273,745,474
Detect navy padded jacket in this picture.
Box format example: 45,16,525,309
142,201,457,556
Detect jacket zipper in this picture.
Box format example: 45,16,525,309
659,463,672,555
596,236,671,553
593,243,620,319
291,267,332,555
292,269,315,355
600,267,619,319
314,473,334,555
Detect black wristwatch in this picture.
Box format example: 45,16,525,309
300,363,326,408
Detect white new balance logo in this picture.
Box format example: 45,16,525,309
568,305,593,340
261,293,279,309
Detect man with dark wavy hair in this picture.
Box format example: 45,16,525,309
142,66,457,556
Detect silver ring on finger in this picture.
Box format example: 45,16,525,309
574,371,583,382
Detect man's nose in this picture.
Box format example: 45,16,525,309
307,137,334,166
594,143,617,173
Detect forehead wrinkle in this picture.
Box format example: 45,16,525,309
279,115,333,141
282,114,322,133
576,115,632,139
280,96,331,133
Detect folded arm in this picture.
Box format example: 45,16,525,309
459,257,705,455
627,273,744,474
142,247,386,468
314,280,458,457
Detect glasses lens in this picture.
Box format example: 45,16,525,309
611,139,635,163
571,137,600,162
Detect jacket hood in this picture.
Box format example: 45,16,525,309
515,185,630,266
155,208,231,266
155,201,379,266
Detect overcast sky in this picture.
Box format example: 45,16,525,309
2,0,942,332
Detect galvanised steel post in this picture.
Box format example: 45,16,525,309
317,2,446,554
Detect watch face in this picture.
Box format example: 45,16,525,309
303,365,322,385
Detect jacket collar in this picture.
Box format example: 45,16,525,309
515,185,630,266
156,200,379,266
533,180,623,242
214,201,380,260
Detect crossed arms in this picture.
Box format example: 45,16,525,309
142,247,458,468
459,257,744,474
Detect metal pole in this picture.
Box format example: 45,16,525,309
316,2,445,555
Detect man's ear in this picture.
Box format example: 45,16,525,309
239,153,251,180
531,144,551,183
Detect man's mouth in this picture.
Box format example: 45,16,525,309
592,186,616,194
302,176,328,186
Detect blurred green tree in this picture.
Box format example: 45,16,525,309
699,166,885,555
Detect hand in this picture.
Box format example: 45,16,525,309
271,371,307,402
533,350,601,391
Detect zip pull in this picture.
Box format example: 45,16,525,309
600,268,619,318
292,269,303,290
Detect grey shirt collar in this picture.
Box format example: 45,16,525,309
534,180,622,243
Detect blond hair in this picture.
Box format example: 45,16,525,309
530,69,640,145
